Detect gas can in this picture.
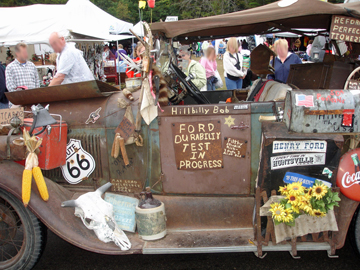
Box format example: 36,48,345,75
23,119,67,170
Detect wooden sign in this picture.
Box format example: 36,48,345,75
330,15,360,43
104,192,139,233
0,107,24,125
223,138,247,158
171,120,223,170
115,116,135,141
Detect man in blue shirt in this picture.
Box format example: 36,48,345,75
268,39,302,83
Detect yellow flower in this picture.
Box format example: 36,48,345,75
286,194,299,206
282,208,294,223
312,209,326,218
298,197,312,213
279,186,289,195
312,183,328,200
288,182,305,196
270,203,286,222
292,205,300,214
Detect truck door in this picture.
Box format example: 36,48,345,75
158,103,251,195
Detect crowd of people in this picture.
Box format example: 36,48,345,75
0,33,310,109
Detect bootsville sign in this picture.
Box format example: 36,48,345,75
337,148,360,201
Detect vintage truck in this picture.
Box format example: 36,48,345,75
1,0,360,269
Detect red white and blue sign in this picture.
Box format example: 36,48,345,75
295,94,314,107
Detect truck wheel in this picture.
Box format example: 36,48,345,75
349,206,360,256
0,189,47,270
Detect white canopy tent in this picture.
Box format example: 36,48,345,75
0,0,133,45
131,21,145,37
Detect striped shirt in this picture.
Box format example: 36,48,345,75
5,59,40,92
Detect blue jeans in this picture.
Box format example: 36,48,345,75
207,76,217,91
225,77,243,90
0,102,8,109
196,51,201,57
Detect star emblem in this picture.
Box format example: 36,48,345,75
224,116,235,128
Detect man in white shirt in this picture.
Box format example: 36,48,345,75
48,32,94,86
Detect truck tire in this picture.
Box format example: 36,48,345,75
349,206,360,256
0,189,47,270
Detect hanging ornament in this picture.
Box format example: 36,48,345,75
139,0,146,9
147,0,155,8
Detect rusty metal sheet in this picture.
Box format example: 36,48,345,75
5,80,119,106
171,120,223,170
330,15,360,43
0,161,144,255
223,137,247,158
159,104,251,195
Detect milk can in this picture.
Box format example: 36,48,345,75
135,187,167,240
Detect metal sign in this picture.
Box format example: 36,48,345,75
330,15,360,43
104,193,139,233
165,16,178,22
61,139,96,184
110,179,143,193
337,148,360,201
223,138,247,158
272,140,327,153
115,117,135,141
271,153,326,170
171,121,223,170
0,107,24,125
283,172,331,188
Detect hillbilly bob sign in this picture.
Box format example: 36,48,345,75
330,15,360,43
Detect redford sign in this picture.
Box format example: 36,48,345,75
337,148,360,201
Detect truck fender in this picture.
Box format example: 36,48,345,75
0,161,141,255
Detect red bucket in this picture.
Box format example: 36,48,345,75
147,0,155,8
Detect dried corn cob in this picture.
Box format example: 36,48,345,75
33,166,49,201
22,169,32,207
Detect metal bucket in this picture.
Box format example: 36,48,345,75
135,202,167,241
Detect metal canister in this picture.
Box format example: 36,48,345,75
135,187,167,240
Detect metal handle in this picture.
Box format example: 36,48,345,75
259,116,277,122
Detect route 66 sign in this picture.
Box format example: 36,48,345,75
61,139,96,184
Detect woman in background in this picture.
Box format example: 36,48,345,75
223,37,245,90
200,46,217,91
268,39,302,83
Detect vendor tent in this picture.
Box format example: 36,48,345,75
151,0,360,42
131,21,145,37
0,0,133,45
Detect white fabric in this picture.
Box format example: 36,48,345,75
140,78,158,125
223,52,244,78
57,44,94,84
0,0,133,45
131,21,145,36
214,70,223,89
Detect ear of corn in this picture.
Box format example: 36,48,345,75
22,169,32,207
32,166,49,202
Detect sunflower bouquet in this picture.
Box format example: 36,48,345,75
270,180,341,227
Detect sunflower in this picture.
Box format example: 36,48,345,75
270,203,286,222
288,182,305,196
279,185,289,195
286,193,299,206
282,208,294,223
312,209,326,218
312,183,328,200
298,197,312,213
304,188,313,199
292,205,300,214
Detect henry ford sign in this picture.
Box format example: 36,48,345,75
330,15,360,43
172,121,223,170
